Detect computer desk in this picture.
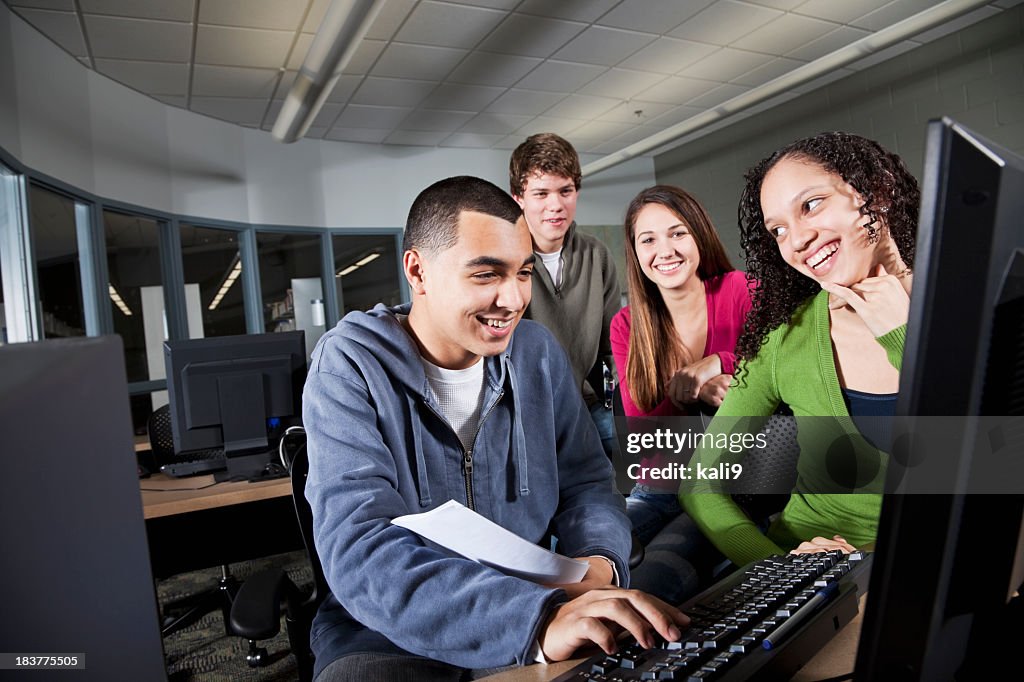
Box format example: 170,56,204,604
482,595,865,681
140,472,303,579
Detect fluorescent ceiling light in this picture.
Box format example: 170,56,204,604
336,250,381,278
272,0,387,143
209,254,242,311
108,284,132,316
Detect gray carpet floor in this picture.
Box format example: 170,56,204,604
158,550,312,682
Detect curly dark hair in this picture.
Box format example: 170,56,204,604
735,131,920,365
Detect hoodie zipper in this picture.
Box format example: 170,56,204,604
461,389,504,511
423,389,504,512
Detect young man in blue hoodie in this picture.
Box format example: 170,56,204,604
303,176,687,681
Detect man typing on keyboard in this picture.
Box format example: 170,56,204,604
303,176,687,682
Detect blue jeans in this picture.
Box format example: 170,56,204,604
626,485,723,605
589,402,616,459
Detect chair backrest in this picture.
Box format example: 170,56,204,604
288,439,328,609
729,407,799,521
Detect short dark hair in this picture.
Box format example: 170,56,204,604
403,176,522,254
509,133,582,197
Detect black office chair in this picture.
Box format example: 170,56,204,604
148,404,241,638
230,433,323,679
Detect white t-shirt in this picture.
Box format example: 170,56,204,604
420,356,487,451
535,249,563,289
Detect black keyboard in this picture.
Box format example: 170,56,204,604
553,550,872,682
159,448,226,477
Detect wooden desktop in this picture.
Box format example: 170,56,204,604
140,471,302,579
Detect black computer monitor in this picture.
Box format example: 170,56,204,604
0,336,168,681
854,119,1024,679
163,330,306,480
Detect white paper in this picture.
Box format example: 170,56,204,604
392,500,589,584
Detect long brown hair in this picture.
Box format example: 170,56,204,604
624,185,734,412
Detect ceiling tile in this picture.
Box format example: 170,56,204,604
514,116,586,137
744,0,803,10
401,109,476,131
598,0,714,34
646,104,705,128
190,97,269,126
732,56,804,86
793,0,892,25
566,119,636,144
385,130,449,146
335,104,412,129
513,60,606,92
543,93,621,120
351,77,439,107
94,58,189,95
9,0,74,10
618,37,719,75
634,75,720,105
192,64,283,98
681,48,764,82
325,74,363,103
515,0,619,23
301,0,331,33
459,112,534,134
447,0,521,10
372,43,467,80
577,68,667,99
341,40,387,75
198,0,306,31
362,0,417,40
84,15,192,61
194,25,293,68
689,82,749,108
286,33,313,70
669,0,783,45
324,127,391,144
395,1,506,48
853,0,941,32
553,26,656,67
439,132,507,148
485,89,565,115
447,51,542,87
493,134,525,150
787,25,870,62
263,99,342,129
80,0,193,21
421,83,506,111
14,8,86,56
77,56,90,67
731,13,837,55
479,14,586,58
597,99,676,123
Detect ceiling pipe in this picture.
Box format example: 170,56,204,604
581,0,992,178
273,0,387,143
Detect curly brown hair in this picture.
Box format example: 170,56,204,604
735,131,920,365
508,133,582,197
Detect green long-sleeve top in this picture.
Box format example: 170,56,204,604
679,290,906,567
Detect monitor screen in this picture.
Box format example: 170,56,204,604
0,336,168,681
163,330,306,479
854,118,1024,679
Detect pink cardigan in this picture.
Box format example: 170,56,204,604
610,270,752,418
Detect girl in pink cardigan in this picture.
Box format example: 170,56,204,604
611,185,752,602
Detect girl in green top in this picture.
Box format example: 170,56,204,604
681,132,920,566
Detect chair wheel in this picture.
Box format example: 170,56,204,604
246,646,268,667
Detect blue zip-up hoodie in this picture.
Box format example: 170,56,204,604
303,303,631,676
